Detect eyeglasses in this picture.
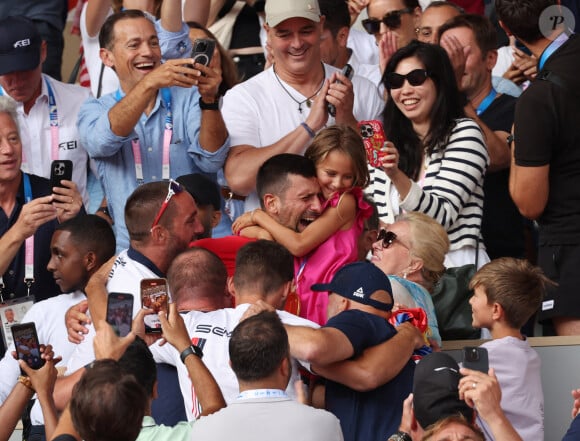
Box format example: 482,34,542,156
362,7,414,34
384,69,429,90
377,229,409,250
150,179,184,230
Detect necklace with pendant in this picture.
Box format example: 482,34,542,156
273,64,325,114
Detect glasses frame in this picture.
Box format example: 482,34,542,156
377,229,410,250
150,179,184,231
384,69,429,90
362,7,414,34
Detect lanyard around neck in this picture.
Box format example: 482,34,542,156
538,32,570,71
114,88,173,183
476,88,497,116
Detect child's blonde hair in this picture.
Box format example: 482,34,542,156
304,125,369,189
469,257,553,329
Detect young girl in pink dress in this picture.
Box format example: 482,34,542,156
232,125,372,324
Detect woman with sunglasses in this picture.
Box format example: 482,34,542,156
372,211,449,347
369,40,489,268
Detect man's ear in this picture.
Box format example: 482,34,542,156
486,49,498,71
210,209,222,229
337,26,350,48
263,193,280,215
100,47,115,68
84,251,98,273
227,276,236,297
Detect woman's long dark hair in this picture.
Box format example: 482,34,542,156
381,40,465,181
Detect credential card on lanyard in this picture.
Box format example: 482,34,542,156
0,297,35,348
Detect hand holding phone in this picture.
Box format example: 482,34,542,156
327,64,354,117
358,119,387,167
462,346,489,373
191,38,216,67
141,278,169,334
12,323,45,372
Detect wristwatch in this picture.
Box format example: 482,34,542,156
199,97,219,111
180,344,203,362
387,431,412,441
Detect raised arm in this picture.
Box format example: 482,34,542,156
159,304,226,415
183,0,211,25
85,0,113,38
160,0,185,33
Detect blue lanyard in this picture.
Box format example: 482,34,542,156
23,173,32,203
538,32,570,70
476,88,497,116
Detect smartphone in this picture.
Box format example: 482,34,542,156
191,38,216,67
11,323,45,371
140,278,169,334
50,160,73,189
327,64,354,117
358,119,387,168
106,293,134,337
462,346,489,373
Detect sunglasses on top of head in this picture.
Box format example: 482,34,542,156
384,69,430,90
150,179,184,231
362,7,414,34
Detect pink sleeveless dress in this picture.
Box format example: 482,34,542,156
294,187,372,325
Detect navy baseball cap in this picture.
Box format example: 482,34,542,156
0,16,42,76
311,262,393,311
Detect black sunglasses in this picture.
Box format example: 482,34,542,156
362,7,414,34
384,69,429,90
377,229,409,250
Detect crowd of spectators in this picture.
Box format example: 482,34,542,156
1,0,580,440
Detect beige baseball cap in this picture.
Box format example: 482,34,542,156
265,0,321,27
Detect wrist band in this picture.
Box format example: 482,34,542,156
300,122,315,139
18,375,34,392
199,97,220,111
180,345,204,363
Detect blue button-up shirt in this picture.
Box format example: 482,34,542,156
78,85,229,250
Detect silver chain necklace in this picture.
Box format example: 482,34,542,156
272,64,325,114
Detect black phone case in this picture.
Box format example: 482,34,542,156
50,160,73,188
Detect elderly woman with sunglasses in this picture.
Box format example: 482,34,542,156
371,211,449,348
367,40,490,268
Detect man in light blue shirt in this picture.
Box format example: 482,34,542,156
78,10,229,250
